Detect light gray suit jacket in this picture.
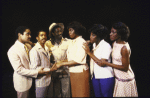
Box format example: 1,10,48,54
29,42,51,87
7,40,38,92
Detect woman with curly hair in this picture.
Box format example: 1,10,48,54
99,22,138,97
83,24,114,97
54,21,90,97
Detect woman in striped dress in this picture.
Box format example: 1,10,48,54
99,22,138,97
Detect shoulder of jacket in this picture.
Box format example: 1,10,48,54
8,43,18,52
30,46,38,53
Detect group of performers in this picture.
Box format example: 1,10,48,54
7,21,138,98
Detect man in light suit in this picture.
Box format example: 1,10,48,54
7,26,50,98
29,30,57,98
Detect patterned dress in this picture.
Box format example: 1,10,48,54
112,41,138,97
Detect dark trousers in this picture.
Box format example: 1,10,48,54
47,70,71,97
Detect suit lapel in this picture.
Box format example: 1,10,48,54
41,49,49,59
15,41,30,62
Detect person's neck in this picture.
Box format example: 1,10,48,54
74,35,79,39
116,38,125,44
54,37,62,45
39,42,45,49
18,38,25,44
95,38,101,46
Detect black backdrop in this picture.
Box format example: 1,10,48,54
2,0,150,97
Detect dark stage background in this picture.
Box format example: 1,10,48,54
2,0,150,97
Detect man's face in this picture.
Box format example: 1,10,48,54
19,29,31,43
36,31,47,45
52,27,63,39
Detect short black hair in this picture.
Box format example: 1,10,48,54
37,30,47,37
88,24,108,39
67,21,86,36
112,22,130,41
15,26,29,38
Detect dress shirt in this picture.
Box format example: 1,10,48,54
45,38,71,72
67,36,89,73
45,38,70,62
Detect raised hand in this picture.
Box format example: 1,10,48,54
83,42,90,54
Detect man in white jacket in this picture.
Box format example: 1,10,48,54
29,30,57,98
7,26,49,98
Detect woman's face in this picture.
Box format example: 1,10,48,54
110,27,120,41
90,32,98,44
68,28,76,39
52,27,63,39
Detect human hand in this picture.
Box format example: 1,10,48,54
55,62,62,68
98,59,107,67
38,67,50,75
83,42,90,54
86,40,91,44
28,41,35,47
50,63,58,71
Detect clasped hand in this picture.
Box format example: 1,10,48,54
38,67,50,75
37,62,61,75
96,59,107,67
50,61,64,71
82,40,91,54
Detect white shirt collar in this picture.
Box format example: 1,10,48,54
35,42,44,49
93,39,104,51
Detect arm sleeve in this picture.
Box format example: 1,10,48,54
7,50,38,78
73,41,87,64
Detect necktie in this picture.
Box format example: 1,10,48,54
24,45,29,59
